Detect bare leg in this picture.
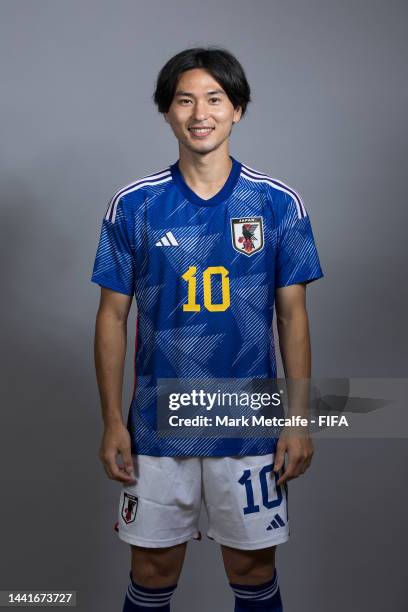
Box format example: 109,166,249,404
130,542,187,588
221,544,276,585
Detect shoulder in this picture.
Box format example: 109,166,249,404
239,162,308,219
104,165,173,223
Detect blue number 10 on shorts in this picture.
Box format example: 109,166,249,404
117,454,289,550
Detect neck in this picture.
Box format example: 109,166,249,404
177,145,233,190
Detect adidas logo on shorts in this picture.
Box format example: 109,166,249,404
266,514,285,531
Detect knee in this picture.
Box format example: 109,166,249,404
229,561,275,585
224,548,276,585
131,546,182,588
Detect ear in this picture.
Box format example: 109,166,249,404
232,106,242,125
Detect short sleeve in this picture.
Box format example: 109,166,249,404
91,197,135,296
275,194,324,289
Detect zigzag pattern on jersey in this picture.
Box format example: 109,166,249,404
155,231,179,247
134,281,164,312
130,197,224,278
268,325,277,374
276,201,321,285
132,286,162,366
92,158,323,457
136,224,151,278
105,167,172,223
129,408,278,456
150,223,222,272
234,168,321,287
93,205,134,294
228,273,274,376
224,180,268,219
134,272,227,374
135,309,226,378
130,375,157,412
157,326,225,379
130,206,197,280
263,220,278,253
135,272,275,379
240,164,307,219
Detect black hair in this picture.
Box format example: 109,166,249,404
153,46,251,117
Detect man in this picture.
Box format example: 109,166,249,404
91,47,323,612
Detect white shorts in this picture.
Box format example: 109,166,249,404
116,454,289,551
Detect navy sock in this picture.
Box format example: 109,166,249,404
122,572,177,611
230,570,283,611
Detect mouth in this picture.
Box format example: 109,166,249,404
188,127,215,139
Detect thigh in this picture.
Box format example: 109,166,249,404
117,455,202,548
203,454,289,550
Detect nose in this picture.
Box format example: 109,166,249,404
192,99,208,122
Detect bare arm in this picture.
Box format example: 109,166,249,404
273,283,314,485
275,283,311,378
94,287,136,484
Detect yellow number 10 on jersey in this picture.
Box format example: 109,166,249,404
182,266,230,312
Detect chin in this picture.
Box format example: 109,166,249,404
190,140,224,155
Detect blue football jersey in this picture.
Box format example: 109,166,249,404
91,156,324,456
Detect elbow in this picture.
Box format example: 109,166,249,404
276,305,308,329
96,305,128,327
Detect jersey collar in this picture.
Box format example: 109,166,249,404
170,155,242,207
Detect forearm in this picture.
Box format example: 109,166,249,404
277,307,311,377
94,309,127,427
274,304,315,484
277,309,311,417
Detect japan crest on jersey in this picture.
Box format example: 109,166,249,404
231,217,264,256
121,492,138,524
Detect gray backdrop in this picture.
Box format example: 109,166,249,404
1,0,407,610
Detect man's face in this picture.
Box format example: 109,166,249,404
164,68,242,155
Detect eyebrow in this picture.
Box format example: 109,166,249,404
174,89,225,97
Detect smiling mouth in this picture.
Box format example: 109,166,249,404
188,127,215,138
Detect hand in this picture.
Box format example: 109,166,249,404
99,422,136,484
273,429,314,486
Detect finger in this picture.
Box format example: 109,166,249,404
278,444,314,483
101,452,133,483
273,446,286,473
300,455,314,476
121,447,136,479
121,447,136,482
110,463,136,483
277,461,299,486
115,460,136,484
99,450,116,478
297,451,313,474
303,456,313,472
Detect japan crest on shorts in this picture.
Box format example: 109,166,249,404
231,217,264,256
121,492,138,524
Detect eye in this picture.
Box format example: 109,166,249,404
179,98,192,105
209,97,221,103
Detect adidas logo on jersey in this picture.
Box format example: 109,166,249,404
155,231,179,247
266,514,285,531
